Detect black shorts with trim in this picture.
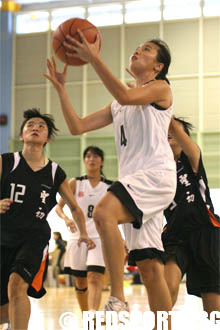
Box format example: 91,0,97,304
108,181,143,229
64,265,105,277
128,247,166,266
163,243,189,277
162,232,189,277
186,226,220,298
0,240,49,306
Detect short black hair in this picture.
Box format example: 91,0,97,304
20,108,59,139
173,116,194,136
147,39,171,84
83,146,105,176
83,146,104,161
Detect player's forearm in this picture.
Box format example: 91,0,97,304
55,205,68,220
170,118,200,171
171,120,199,156
90,55,128,105
57,87,84,135
71,208,88,236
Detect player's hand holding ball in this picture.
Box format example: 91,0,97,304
44,18,101,90
52,17,101,66
64,29,101,65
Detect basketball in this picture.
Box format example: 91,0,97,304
52,18,101,66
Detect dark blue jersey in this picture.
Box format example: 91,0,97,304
164,151,220,238
0,152,66,246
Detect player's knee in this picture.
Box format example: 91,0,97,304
74,277,87,289
140,268,156,284
8,273,28,300
93,204,105,227
87,272,103,286
139,262,163,285
93,204,116,235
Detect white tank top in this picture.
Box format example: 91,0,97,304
111,98,176,179
69,176,113,239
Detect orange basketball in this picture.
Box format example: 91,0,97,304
52,18,101,66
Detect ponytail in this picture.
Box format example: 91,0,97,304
148,39,171,84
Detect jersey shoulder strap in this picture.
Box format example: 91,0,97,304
51,161,58,184
76,175,88,181
101,176,114,186
2,152,21,173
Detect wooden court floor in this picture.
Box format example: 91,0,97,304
1,278,206,330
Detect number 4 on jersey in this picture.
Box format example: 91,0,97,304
120,125,127,146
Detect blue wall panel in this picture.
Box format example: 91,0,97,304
0,11,13,153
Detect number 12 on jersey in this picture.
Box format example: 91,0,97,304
10,183,26,203
120,125,127,146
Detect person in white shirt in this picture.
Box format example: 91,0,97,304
56,146,113,313
45,35,176,329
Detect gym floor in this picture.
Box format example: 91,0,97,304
25,280,205,330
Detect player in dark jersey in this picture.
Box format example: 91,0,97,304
163,116,220,315
0,109,95,330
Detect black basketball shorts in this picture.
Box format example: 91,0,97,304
0,240,49,306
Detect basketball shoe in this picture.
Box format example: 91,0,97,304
104,296,129,312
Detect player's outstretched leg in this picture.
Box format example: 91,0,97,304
137,259,172,330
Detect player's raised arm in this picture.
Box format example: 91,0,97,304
44,57,113,135
169,117,200,173
65,32,171,108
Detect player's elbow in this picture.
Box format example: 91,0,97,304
116,90,131,106
69,126,80,136
118,99,127,106
69,128,80,136
69,123,84,136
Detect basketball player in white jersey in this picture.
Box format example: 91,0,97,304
0,109,94,330
45,35,176,329
56,146,113,313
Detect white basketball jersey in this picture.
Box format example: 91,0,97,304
111,98,176,179
69,176,113,239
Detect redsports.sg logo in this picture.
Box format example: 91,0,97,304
59,310,220,330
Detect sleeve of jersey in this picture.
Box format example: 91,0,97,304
54,165,67,190
1,153,14,173
110,100,118,118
